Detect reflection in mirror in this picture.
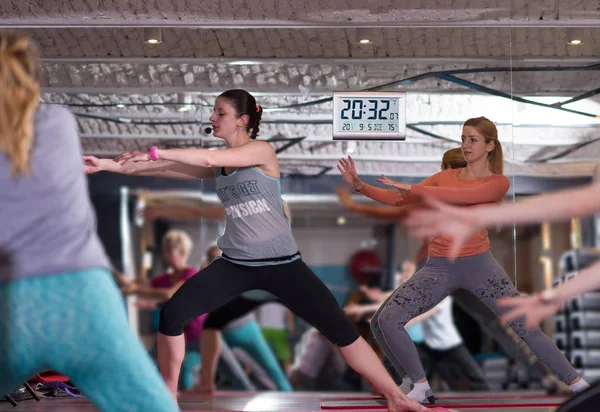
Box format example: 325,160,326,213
8,3,599,410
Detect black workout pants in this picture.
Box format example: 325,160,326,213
159,258,359,347
203,295,267,330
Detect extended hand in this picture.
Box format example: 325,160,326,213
376,175,410,192
337,156,363,191
83,155,102,174
403,196,480,259
497,293,563,329
114,150,151,165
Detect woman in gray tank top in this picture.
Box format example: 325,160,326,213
84,89,427,412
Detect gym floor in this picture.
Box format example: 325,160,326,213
0,390,566,411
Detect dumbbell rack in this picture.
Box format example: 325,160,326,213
553,248,600,383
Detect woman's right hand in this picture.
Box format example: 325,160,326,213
83,155,103,174
337,156,363,192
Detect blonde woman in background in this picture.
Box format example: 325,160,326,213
0,32,177,412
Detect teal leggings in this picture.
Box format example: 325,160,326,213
175,321,292,391
0,269,178,412
223,319,292,391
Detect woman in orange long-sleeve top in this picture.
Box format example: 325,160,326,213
339,149,488,393
338,117,587,404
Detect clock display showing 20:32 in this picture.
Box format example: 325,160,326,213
339,99,398,132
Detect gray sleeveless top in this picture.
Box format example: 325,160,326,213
0,105,110,283
215,166,299,264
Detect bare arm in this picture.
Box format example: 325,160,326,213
344,302,382,315
337,187,424,220
554,260,600,302
404,181,600,259
498,259,600,329
122,280,185,301
111,267,150,287
473,181,600,228
345,302,438,325
85,156,214,179
157,141,276,170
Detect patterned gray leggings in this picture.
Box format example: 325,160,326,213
371,251,579,385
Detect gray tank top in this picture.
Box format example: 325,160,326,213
215,166,299,264
0,105,110,283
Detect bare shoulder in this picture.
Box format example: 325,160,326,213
246,140,275,152
248,141,279,177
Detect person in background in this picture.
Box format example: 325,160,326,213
117,230,207,392
256,302,295,372
0,32,177,412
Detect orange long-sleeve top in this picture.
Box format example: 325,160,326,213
358,168,510,258
345,201,422,221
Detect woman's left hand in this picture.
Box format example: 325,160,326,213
376,175,411,192
343,302,364,316
114,150,151,165
497,292,563,329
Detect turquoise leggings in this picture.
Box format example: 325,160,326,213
223,319,292,391
0,269,178,412
172,321,292,392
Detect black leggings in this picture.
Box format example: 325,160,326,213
203,296,268,330
159,258,359,347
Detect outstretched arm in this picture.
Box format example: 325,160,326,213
114,141,276,171
337,156,439,207
499,259,600,328
472,181,600,228
84,156,214,179
344,301,437,326
410,175,510,205
337,187,425,220
404,181,600,259
121,280,185,301
549,259,600,303
356,184,422,207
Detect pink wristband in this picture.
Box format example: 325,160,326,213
148,146,159,161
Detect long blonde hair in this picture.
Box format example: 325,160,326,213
0,32,40,175
463,116,504,174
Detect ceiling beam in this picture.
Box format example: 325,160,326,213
38,57,600,65
3,20,600,29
